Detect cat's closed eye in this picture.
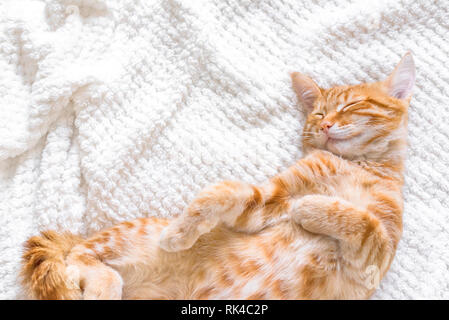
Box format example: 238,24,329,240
338,100,364,112
313,112,324,119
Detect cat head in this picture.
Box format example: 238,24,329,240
292,53,415,162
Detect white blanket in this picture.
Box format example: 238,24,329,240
1,0,448,299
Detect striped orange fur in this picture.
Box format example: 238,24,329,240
21,53,415,300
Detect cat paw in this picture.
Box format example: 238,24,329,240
289,195,324,224
83,269,123,300
159,220,200,252
159,215,218,252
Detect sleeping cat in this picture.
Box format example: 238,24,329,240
21,53,415,300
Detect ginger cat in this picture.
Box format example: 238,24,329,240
21,53,415,300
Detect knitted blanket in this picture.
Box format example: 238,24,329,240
1,0,448,299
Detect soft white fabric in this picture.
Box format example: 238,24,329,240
0,0,448,299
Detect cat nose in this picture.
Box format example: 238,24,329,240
320,121,334,133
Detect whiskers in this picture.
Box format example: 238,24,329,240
302,120,367,141
329,125,355,139
329,121,367,139
301,131,321,139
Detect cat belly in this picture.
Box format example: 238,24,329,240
115,223,369,299
229,225,371,299
198,224,367,300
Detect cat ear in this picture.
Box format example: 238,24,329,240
385,52,416,100
291,72,321,112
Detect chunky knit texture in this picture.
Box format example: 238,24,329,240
0,0,448,299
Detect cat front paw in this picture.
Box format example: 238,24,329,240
289,195,324,224
159,216,218,252
158,218,200,252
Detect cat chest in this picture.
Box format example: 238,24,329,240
318,174,376,209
